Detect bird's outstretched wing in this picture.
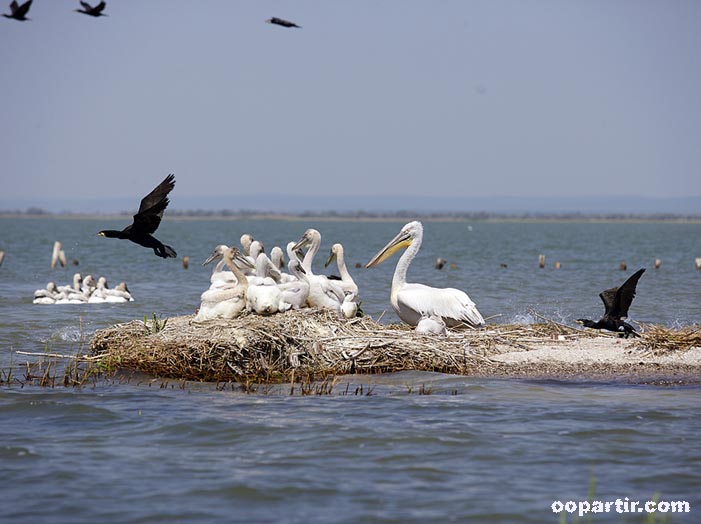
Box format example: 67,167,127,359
94,1,106,14
80,1,92,10
600,268,645,319
598,287,618,317
612,268,645,319
132,174,175,234
15,0,32,17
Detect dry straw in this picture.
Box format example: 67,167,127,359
633,323,701,356
90,309,601,383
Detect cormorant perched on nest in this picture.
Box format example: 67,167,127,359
266,17,301,28
577,268,645,338
75,1,107,17
98,174,177,259
2,0,32,21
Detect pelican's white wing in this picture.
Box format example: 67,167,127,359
396,283,484,328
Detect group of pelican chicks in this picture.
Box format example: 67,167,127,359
195,229,359,323
33,273,133,305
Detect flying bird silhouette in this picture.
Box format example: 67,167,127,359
2,0,32,21
75,1,107,17
98,174,177,259
577,268,646,338
266,17,301,28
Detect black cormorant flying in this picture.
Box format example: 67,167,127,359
266,17,301,28
98,174,177,259
2,0,32,21
577,268,646,338
75,1,107,17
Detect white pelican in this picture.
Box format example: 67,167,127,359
415,315,447,336
81,275,96,295
55,273,89,303
33,282,59,304
203,245,238,289
105,282,134,303
293,229,344,312
88,277,109,303
240,234,255,256
246,253,289,315
278,259,310,310
195,247,250,322
270,246,285,271
365,221,484,328
340,291,358,319
324,243,359,296
57,273,82,295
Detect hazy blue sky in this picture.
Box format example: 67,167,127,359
1,1,700,211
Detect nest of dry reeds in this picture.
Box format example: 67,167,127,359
633,324,701,356
88,309,601,382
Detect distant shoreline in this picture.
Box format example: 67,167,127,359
2,211,701,224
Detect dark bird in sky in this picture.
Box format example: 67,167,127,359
266,17,301,28
2,0,32,21
577,268,646,338
75,1,107,17
98,174,177,259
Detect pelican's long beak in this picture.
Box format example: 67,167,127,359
202,250,221,266
232,248,255,269
324,250,336,268
292,233,310,252
365,230,413,268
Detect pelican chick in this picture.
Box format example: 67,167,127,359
88,277,109,303
293,229,344,312
366,221,484,328
415,315,447,336
105,282,133,303
340,291,359,319
278,259,310,310
203,245,238,289
33,282,59,304
195,247,251,322
57,273,82,295
324,243,359,296
240,234,254,256
246,254,289,315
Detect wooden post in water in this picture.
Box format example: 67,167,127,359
619,262,627,271
51,241,67,269
435,258,446,270
554,261,561,270
0,250,4,267
182,256,189,270
696,258,701,270
654,259,661,270
538,254,545,269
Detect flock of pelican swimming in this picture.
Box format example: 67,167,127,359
192,221,485,336
33,273,133,305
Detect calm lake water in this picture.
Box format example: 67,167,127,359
0,217,700,523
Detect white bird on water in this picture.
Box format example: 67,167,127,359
366,221,484,329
